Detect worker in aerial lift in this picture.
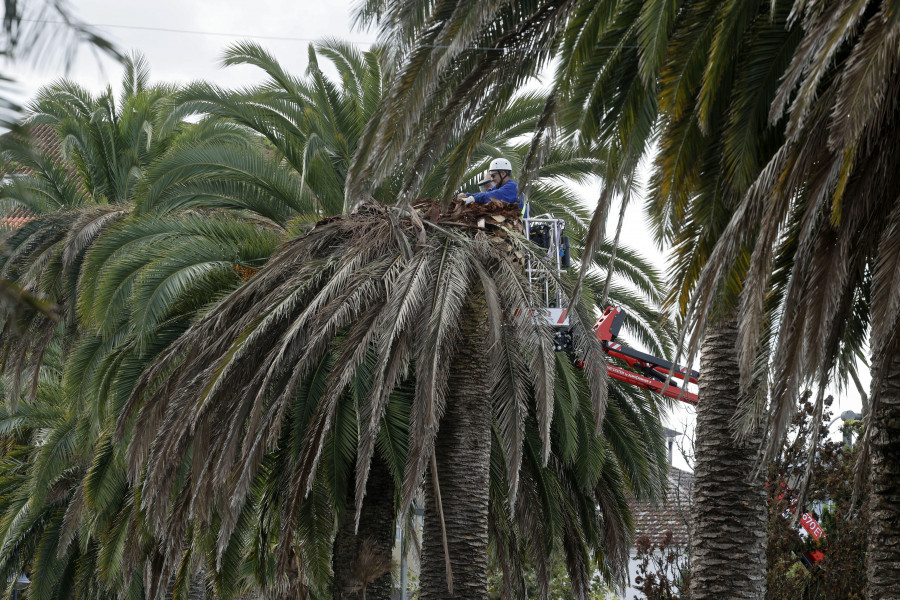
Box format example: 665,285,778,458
457,158,520,208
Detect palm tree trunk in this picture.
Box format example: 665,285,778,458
867,349,900,599
689,320,767,600
333,455,395,600
421,293,491,600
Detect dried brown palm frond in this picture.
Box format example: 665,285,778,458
346,538,392,599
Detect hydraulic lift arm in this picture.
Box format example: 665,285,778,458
523,211,825,565
591,306,699,404
589,305,825,565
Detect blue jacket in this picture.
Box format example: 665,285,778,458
471,180,519,207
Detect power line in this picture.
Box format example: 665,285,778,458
20,18,378,45
21,18,524,51
20,17,637,52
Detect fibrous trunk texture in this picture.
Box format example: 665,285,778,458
333,455,395,600
689,320,766,600
421,292,491,599
867,349,900,599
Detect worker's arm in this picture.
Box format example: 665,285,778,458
471,180,519,205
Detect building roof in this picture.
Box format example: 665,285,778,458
0,206,35,229
630,465,693,548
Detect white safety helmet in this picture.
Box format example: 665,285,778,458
489,157,513,172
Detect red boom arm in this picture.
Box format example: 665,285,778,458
590,305,825,566
591,306,699,404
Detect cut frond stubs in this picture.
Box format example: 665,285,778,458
407,197,525,232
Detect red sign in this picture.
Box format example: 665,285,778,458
799,512,825,540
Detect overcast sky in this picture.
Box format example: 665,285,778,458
8,0,375,98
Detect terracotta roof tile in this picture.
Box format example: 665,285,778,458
0,123,67,229
630,466,693,548
25,123,63,163
0,215,35,229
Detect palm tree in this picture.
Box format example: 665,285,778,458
0,56,273,600
635,2,810,597
0,40,673,599
117,195,672,598
682,0,900,593
0,54,195,400
0,46,372,600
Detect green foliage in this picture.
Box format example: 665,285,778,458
765,394,868,600
487,552,613,599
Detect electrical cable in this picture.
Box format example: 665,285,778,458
17,17,638,51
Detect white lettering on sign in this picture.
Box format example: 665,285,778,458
800,513,824,539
